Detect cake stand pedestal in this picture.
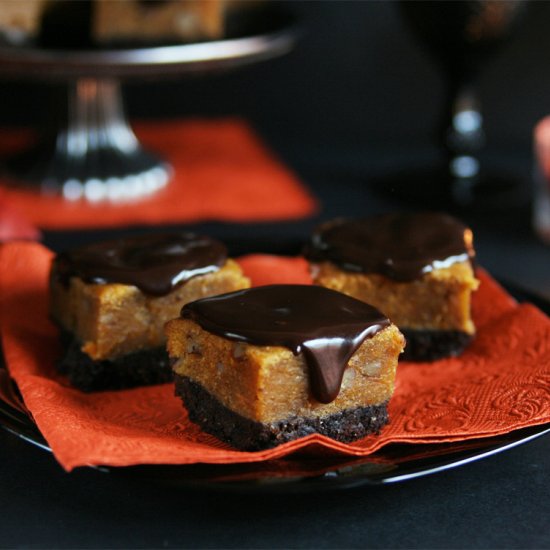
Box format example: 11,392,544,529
5,78,171,201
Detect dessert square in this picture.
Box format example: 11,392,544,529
49,232,250,391
304,212,480,360
0,0,228,47
166,285,404,450
0,0,47,44
93,0,226,45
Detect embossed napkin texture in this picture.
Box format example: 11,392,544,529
1,243,549,471
0,120,317,229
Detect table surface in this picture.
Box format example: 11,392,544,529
0,426,548,549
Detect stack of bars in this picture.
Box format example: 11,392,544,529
0,0,260,47
49,232,250,391
49,212,479,451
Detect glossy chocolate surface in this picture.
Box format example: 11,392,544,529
54,233,227,296
304,212,474,282
182,285,390,403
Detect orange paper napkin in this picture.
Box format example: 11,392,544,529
0,120,317,229
0,201,41,242
1,242,549,472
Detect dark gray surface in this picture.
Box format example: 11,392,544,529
1,425,549,549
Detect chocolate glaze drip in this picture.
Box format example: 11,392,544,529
182,285,390,404
54,233,227,296
304,212,475,282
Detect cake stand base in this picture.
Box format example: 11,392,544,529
4,78,171,202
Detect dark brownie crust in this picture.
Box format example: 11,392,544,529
401,329,473,361
56,334,172,392
175,375,389,451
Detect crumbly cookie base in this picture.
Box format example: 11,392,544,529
175,375,390,451
56,334,172,392
401,329,473,361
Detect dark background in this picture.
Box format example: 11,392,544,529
1,1,550,159
0,3,549,302
3,0,547,294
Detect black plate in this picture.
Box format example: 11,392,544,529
0,280,549,492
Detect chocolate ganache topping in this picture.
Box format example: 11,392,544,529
181,285,390,404
304,212,474,282
55,233,227,296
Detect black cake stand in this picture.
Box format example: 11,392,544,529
0,15,297,202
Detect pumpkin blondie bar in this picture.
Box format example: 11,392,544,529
166,285,404,450
304,212,479,361
50,232,250,391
